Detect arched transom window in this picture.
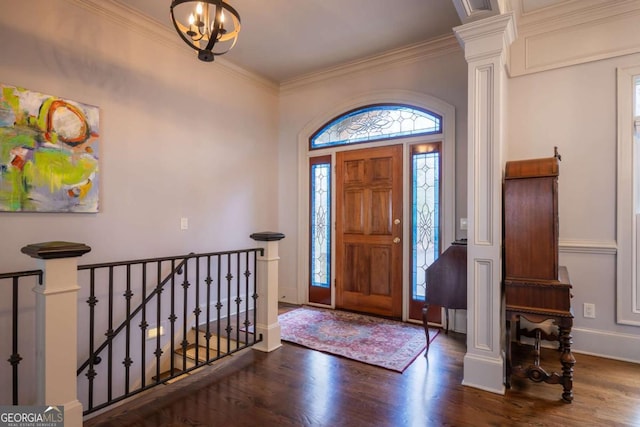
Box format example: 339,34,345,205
310,104,442,149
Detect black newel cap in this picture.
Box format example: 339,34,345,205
21,241,92,259
250,232,285,242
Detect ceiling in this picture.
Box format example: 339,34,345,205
118,0,463,83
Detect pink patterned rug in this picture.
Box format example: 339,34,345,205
278,306,439,372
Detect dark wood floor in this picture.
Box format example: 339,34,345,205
85,312,640,427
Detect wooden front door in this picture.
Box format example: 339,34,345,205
336,145,403,318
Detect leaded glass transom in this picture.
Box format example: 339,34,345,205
412,149,440,301
311,162,331,288
310,104,442,149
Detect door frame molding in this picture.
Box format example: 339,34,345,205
297,90,457,321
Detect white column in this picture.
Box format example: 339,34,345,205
454,13,516,394
22,241,91,427
250,232,284,352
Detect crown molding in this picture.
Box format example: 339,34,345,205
280,34,462,93
66,0,279,93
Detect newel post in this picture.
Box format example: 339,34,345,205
21,241,91,427
250,232,285,352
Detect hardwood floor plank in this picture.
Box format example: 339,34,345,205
85,326,640,427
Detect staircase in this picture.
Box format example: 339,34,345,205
155,311,255,383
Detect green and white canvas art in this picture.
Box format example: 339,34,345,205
0,83,99,212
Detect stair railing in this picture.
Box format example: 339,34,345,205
76,248,263,416
0,269,43,405
76,254,190,377
1,233,284,426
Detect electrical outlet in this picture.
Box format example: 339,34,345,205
583,303,596,318
460,218,468,230
180,217,188,230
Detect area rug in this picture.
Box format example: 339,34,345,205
278,306,439,372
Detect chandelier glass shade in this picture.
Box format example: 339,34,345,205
170,0,241,62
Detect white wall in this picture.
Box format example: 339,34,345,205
277,46,468,304
0,0,279,272
507,52,640,361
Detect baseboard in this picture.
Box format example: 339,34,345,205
278,285,300,304
462,353,506,395
571,327,640,363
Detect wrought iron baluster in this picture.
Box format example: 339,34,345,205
107,266,114,402
205,255,212,361
86,268,97,411
180,258,189,371
170,259,179,373
226,254,233,354
235,252,241,350
194,256,201,364
123,264,133,394
10,277,21,405
253,250,260,344
140,262,147,389
216,255,222,358
243,251,251,346
154,261,162,383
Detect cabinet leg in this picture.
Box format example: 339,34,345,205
422,304,430,356
559,326,575,403
505,319,512,389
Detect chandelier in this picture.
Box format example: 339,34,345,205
170,0,241,62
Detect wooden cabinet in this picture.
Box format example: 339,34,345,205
504,156,559,280
503,150,575,403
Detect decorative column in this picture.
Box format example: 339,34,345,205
454,12,516,394
250,232,285,352
21,241,91,427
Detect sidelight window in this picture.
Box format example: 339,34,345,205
410,144,441,310
309,156,331,305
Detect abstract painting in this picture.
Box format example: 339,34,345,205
0,84,99,212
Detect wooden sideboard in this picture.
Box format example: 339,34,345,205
503,149,575,402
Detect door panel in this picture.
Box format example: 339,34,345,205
344,159,365,183
343,190,365,233
336,145,402,318
371,190,392,234
370,246,391,295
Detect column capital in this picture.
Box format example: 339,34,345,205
454,12,517,63
21,241,91,260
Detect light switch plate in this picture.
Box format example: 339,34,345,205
583,303,595,318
